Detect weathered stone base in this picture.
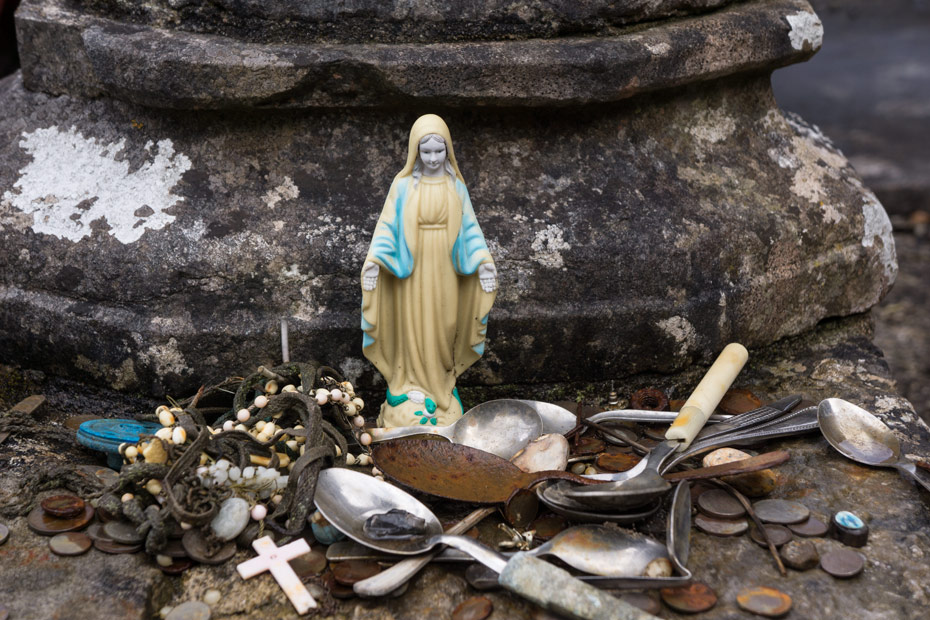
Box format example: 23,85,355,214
1,315,927,619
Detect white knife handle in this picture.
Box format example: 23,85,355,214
665,343,748,448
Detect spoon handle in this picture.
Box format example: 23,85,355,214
353,507,494,597
499,554,660,620
663,450,789,481
529,469,606,487
367,424,449,442
896,462,930,494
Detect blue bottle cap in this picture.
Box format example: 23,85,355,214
76,419,163,470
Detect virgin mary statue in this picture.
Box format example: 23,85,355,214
361,114,498,428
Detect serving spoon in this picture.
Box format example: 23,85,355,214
313,467,658,620
818,398,930,493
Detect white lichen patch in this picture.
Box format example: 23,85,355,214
338,357,367,386
645,41,671,55
657,316,697,358
786,12,823,51
262,176,299,209
137,337,192,377
687,108,737,145
862,195,898,284
2,126,191,243
530,224,571,269
821,202,844,224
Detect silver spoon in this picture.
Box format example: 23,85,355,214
524,525,669,577
366,399,542,459
565,344,749,510
313,467,658,620
818,398,930,493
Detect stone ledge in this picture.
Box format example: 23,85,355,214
16,0,823,109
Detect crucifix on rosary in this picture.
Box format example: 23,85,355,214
237,536,317,614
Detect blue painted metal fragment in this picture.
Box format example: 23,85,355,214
76,418,162,470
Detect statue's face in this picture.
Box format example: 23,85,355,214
419,136,447,174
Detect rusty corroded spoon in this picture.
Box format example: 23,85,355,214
818,398,930,493
371,439,602,504
366,399,542,460
314,468,657,620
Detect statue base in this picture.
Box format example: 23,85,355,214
376,389,464,428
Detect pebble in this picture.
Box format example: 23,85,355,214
40,494,86,519
331,560,382,585
694,513,749,537
103,521,145,545
697,489,746,519
452,595,493,620
203,590,221,606
0,523,8,546
736,586,792,617
660,582,718,613
511,434,570,473
49,532,92,556
788,516,830,538
701,448,777,497
820,548,866,578
182,529,237,565
753,499,809,525
750,524,793,548
26,504,94,535
289,550,328,580
779,539,820,571
210,497,251,541
165,601,211,620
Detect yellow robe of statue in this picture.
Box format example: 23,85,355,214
361,115,496,428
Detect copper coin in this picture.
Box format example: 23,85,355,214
289,550,327,581
619,592,662,616
103,521,145,545
736,586,792,617
331,559,382,585
788,516,829,538
162,538,189,558
182,529,237,565
530,514,567,540
596,452,642,472
571,436,606,456
660,582,718,613
0,523,8,545
84,523,107,542
820,548,865,578
49,532,92,556
321,570,355,598
41,495,86,518
27,504,94,535
95,504,119,523
750,524,793,548
753,499,810,525
452,596,493,620
697,489,746,519
694,513,749,537
161,558,194,576
718,389,762,415
94,537,143,554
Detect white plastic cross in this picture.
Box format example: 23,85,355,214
237,535,317,613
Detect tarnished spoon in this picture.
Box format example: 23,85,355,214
367,399,542,459
313,468,658,620
818,398,930,493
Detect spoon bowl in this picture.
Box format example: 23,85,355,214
368,399,542,460
526,525,669,578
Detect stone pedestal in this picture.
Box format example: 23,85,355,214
0,0,895,397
